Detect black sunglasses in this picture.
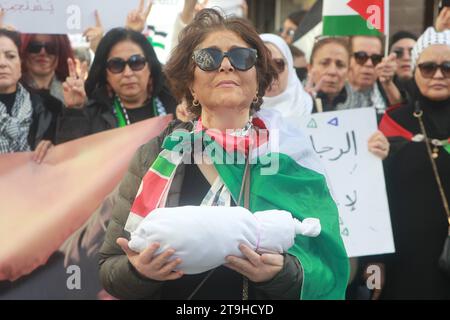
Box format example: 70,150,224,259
106,54,147,74
353,51,383,66
192,47,258,72
272,58,286,74
27,41,58,55
417,61,450,79
392,47,413,59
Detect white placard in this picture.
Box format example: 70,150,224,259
299,108,395,257
0,0,143,34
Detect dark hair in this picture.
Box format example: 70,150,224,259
287,10,307,27
164,8,277,116
349,35,384,54
389,31,417,50
21,34,74,82
289,44,305,58
85,28,163,99
310,37,351,65
0,29,21,51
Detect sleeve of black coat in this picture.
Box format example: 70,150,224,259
55,108,93,144
252,254,303,300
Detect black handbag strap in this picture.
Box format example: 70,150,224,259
414,106,450,225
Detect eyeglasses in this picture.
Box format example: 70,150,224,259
272,58,286,73
106,55,147,74
27,41,58,55
192,47,258,72
353,51,383,66
417,61,450,79
392,47,413,59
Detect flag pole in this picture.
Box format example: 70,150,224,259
384,0,390,57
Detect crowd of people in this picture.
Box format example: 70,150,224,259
0,0,449,300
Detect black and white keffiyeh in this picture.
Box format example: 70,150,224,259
411,27,450,69
0,84,33,154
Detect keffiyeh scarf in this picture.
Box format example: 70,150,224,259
0,84,33,154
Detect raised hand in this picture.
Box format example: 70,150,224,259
304,75,326,98
436,7,450,32
117,237,184,281
375,53,397,84
62,58,88,109
0,9,16,31
126,0,153,33
195,0,209,14
83,10,103,53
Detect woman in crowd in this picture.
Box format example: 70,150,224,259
55,28,176,143
389,31,418,101
307,37,390,160
0,29,54,160
20,34,73,104
379,27,450,299
260,33,313,123
98,9,349,300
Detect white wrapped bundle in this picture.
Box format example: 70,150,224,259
128,206,321,274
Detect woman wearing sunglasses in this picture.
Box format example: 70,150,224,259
0,29,55,157
99,9,349,300
55,28,176,143
20,34,73,104
260,33,312,122
349,36,404,121
378,27,450,299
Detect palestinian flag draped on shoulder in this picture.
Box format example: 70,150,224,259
127,110,350,300
323,0,389,37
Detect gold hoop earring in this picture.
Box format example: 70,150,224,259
252,95,259,104
192,99,200,107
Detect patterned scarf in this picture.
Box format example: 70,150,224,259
0,84,33,154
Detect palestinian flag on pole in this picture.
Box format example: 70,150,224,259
323,0,389,37
126,109,350,300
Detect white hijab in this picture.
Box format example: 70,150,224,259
260,34,313,123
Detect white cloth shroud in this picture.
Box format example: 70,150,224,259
128,206,321,274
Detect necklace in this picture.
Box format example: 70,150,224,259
113,97,131,127
113,96,163,128
411,135,450,159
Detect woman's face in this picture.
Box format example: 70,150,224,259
191,30,258,115
106,40,151,103
414,44,450,101
0,36,21,94
391,38,416,80
309,43,349,96
264,43,289,97
25,34,58,78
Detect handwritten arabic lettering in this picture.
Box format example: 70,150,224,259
309,130,358,161
339,216,350,237
0,0,55,15
345,190,357,212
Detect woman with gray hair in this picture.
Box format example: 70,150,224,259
379,27,450,299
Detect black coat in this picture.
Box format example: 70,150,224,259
55,87,177,144
27,92,56,150
381,93,450,299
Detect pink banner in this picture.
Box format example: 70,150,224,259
0,116,172,281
